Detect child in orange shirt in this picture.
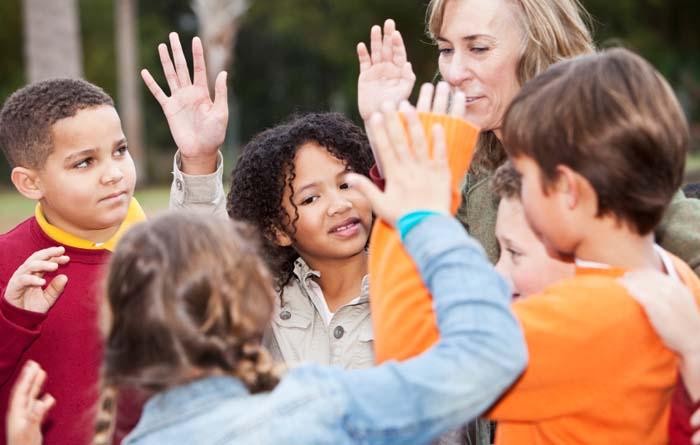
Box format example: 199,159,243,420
356,48,700,444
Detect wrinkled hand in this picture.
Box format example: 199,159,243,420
141,32,228,175
3,247,69,314
620,270,700,357
357,19,416,122
6,361,54,445
347,102,451,226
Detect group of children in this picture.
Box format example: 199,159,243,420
0,22,699,445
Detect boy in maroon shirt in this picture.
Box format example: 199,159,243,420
0,78,143,445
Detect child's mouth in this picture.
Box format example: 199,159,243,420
329,218,361,238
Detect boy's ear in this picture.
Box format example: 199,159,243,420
271,226,293,247
10,167,44,200
555,165,596,213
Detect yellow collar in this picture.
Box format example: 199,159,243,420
35,198,147,252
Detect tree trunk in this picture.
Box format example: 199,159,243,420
115,0,147,182
23,0,83,82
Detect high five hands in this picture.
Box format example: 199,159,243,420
141,33,228,175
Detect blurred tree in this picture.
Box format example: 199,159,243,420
23,0,83,81
116,0,147,182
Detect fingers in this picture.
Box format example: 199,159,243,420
212,71,229,119
357,42,371,73
169,32,192,88
382,103,411,162
381,19,396,64
158,43,180,94
432,81,450,114
191,36,208,89
693,407,700,427
403,105,429,162
367,113,398,175
44,275,68,306
370,25,382,64
27,246,66,263
416,83,434,112
32,393,55,422
141,69,168,106
392,29,407,67
450,91,466,119
346,173,387,214
10,361,40,411
692,428,699,445
27,363,46,405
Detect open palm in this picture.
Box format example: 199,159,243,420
357,19,416,121
141,33,228,162
4,247,69,314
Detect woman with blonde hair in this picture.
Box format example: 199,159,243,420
357,0,699,270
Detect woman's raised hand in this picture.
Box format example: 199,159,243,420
357,19,416,122
141,32,228,175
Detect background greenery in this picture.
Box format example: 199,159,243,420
0,0,699,230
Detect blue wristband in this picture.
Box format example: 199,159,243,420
396,210,441,241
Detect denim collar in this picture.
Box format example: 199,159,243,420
137,376,249,429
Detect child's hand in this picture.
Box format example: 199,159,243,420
692,407,699,444
347,102,451,226
3,247,69,314
141,32,228,175
6,361,54,445
357,19,416,122
620,270,700,357
415,81,467,118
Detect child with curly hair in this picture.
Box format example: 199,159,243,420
225,112,375,369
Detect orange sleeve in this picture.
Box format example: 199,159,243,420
487,279,676,420
369,113,479,363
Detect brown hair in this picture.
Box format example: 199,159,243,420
94,212,281,443
0,78,114,169
491,160,522,200
503,48,689,235
426,0,596,174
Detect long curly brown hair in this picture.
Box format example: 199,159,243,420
227,112,373,293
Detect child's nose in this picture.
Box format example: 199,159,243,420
101,165,124,184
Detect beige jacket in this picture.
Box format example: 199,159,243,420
264,258,374,369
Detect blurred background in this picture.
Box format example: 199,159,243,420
0,0,699,230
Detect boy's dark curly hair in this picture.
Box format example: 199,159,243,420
228,112,373,292
0,78,114,169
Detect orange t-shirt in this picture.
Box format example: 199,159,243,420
367,112,700,443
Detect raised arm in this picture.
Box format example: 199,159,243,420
141,32,228,217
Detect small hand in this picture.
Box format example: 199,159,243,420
347,102,451,226
620,270,700,357
415,81,466,118
141,32,228,175
357,19,416,122
3,247,69,314
6,361,54,445
691,408,699,444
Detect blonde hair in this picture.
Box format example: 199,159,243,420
426,0,596,173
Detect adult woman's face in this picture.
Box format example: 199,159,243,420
437,0,523,134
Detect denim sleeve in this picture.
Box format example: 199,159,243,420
169,150,228,219
320,215,527,444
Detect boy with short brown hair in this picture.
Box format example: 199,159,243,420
0,78,145,445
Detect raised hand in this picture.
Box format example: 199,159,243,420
3,247,69,314
6,361,54,445
347,102,451,226
357,19,416,122
141,32,228,175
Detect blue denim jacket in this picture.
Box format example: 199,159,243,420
123,215,527,445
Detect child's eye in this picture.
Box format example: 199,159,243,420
74,158,93,169
507,248,522,261
300,196,319,205
339,182,350,190
115,145,129,156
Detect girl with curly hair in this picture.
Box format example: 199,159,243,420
227,112,376,370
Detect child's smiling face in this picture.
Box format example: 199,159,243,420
276,142,372,265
